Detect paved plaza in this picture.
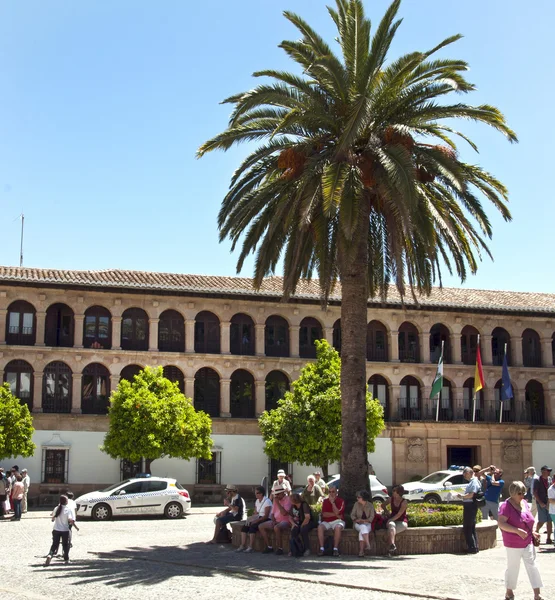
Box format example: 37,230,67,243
1,509,555,600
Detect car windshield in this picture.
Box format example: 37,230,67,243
420,472,450,484
99,480,130,493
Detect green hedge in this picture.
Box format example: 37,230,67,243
406,503,482,527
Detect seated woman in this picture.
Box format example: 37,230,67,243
384,485,408,555
351,490,375,557
207,484,245,544
288,493,316,557
301,475,324,506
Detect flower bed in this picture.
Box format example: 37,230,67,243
406,502,482,528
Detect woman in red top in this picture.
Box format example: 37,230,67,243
498,481,543,600
386,485,408,555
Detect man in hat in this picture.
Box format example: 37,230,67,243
21,468,30,514
258,485,293,555
313,471,328,494
207,484,245,544
533,466,553,543
271,470,291,498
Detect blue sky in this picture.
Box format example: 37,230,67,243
1,0,553,292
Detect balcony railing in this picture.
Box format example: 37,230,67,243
81,396,109,415
7,326,35,345
523,354,542,368
42,395,71,413
399,348,419,363
367,347,388,362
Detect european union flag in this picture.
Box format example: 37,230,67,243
501,352,513,401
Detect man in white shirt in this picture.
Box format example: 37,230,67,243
21,469,30,513
271,470,291,498
236,486,272,553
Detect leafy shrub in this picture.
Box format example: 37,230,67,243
406,503,482,527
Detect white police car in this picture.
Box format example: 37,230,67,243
75,476,191,520
401,467,467,504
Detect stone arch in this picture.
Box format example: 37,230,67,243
194,367,220,417
195,310,220,354
398,322,419,363
265,315,290,357
43,361,72,413
265,370,290,411
230,313,255,356
230,369,255,418
158,310,185,353
163,365,185,393
120,364,144,382
3,359,33,410
367,320,388,362
525,379,545,425
6,300,36,345
81,362,111,414
299,316,323,359
45,303,74,347
430,323,451,364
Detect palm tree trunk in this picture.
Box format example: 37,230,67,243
339,198,370,511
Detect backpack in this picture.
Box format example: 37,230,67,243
372,513,386,531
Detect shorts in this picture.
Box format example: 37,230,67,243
241,519,269,534
550,514,555,525
387,520,408,534
537,504,550,524
319,519,345,530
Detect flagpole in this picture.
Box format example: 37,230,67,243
435,340,444,422
19,214,24,267
499,343,507,424
472,334,480,422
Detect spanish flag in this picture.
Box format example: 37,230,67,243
474,343,485,394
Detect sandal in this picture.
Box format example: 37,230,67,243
358,551,365,557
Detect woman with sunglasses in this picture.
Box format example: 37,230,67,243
498,481,543,600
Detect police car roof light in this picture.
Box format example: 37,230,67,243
448,465,465,471
135,473,151,478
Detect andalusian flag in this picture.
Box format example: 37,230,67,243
474,344,485,394
430,344,444,399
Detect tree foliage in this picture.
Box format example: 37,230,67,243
0,383,36,461
259,340,384,475
102,366,213,473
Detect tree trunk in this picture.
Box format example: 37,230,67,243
144,458,153,475
321,463,329,479
339,197,370,513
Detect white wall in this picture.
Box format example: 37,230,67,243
532,441,555,472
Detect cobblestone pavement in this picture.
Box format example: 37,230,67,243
2,510,555,600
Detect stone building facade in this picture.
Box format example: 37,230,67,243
1,266,554,500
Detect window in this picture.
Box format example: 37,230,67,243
82,363,110,414
194,368,220,417
525,380,545,425
117,481,143,495
461,326,479,366
430,323,450,363
522,329,541,368
197,452,221,484
42,449,68,484
43,361,72,413
299,317,322,359
120,364,143,383
398,322,419,363
194,311,220,354
45,303,74,347
265,316,289,357
230,369,255,418
145,481,167,492
84,306,112,349
367,321,388,362
399,376,421,420
4,360,33,410
230,313,255,355
332,319,341,353
265,370,290,411
448,475,466,486
368,375,388,419
121,308,149,351
492,328,511,366
163,365,185,393
158,310,185,352
6,300,36,345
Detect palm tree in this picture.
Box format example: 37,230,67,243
197,0,517,503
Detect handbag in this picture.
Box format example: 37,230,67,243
473,490,486,507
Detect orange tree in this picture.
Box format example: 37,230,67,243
198,0,516,503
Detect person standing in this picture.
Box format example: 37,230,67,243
301,475,323,506
532,466,552,544
483,466,504,520
21,469,30,514
271,470,291,497
456,466,481,553
45,495,77,565
548,478,555,533
313,471,328,494
11,474,25,521
498,481,543,600
524,467,539,518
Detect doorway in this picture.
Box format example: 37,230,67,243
447,446,478,468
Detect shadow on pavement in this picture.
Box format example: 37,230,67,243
30,541,413,589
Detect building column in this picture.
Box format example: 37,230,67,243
419,333,428,363
71,374,82,414
290,326,300,358
390,330,399,362
0,308,7,344
255,324,265,357
324,326,334,346
255,380,266,416
35,311,47,346
513,336,523,367
112,317,122,350
221,321,231,355
110,374,120,394
185,319,195,353
426,438,441,474
33,371,43,413
148,318,159,352
451,333,462,364
484,386,496,420
541,337,553,368
74,314,84,348
544,385,555,426
185,377,195,400
389,384,401,421
220,378,231,417
481,335,493,365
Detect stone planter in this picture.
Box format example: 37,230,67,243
230,520,497,555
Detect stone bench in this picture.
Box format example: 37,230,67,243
230,520,497,555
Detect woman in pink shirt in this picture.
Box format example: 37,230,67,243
498,481,543,600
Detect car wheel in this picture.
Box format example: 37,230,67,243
92,503,112,521
423,494,441,504
164,502,183,519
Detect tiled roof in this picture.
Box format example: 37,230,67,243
0,266,554,314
